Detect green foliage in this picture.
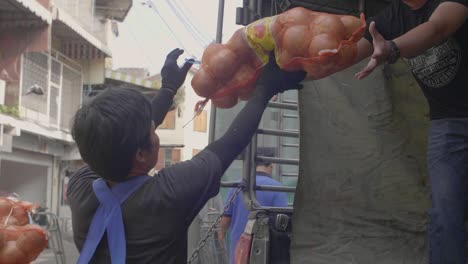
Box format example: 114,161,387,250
0,105,19,117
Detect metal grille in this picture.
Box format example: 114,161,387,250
49,86,60,126
60,66,82,131
21,52,49,114
51,59,61,85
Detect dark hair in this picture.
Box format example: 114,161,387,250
256,147,275,167
71,87,153,181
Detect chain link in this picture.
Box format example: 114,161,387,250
187,186,243,264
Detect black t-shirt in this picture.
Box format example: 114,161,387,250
365,0,468,119
67,149,223,264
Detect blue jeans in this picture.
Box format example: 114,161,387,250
428,118,468,264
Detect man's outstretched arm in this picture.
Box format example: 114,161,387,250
206,57,306,172
157,56,306,224
152,48,193,126
394,1,467,58
356,1,467,79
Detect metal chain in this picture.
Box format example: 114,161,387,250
187,186,243,264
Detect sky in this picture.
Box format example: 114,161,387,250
109,0,244,75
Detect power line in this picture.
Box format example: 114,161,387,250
165,0,210,48
137,11,201,64
142,0,199,59
168,0,214,46
172,0,210,38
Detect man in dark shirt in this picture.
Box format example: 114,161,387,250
350,1,467,262
67,49,305,263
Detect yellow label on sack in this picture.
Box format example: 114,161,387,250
245,17,276,64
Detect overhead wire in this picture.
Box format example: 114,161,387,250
142,0,199,59
139,4,199,59
167,0,214,46
173,0,214,43
164,1,209,50
166,6,209,49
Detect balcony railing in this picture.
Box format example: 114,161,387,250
20,49,83,132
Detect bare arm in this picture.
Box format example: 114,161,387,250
395,2,468,58
356,2,467,79
218,216,232,240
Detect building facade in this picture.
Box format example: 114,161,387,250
0,0,132,217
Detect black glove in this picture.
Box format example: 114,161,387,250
160,48,194,92
257,53,306,96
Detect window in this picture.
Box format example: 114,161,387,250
154,148,182,171
193,110,207,132
164,149,172,167
159,110,176,129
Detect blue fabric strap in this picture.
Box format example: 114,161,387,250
78,175,151,264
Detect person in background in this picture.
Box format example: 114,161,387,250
218,147,288,264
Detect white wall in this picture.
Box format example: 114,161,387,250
53,0,107,42
0,149,53,208
0,160,49,206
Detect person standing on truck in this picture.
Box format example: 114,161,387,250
67,48,306,264
218,147,288,264
350,0,467,262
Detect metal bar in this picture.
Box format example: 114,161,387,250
247,136,262,210
291,0,356,15
204,0,224,212
160,144,185,148
283,114,298,118
249,0,257,22
276,94,284,181
94,6,127,11
359,0,366,13
255,184,296,192
208,0,225,144
257,0,263,19
282,143,299,148
282,99,298,105
251,205,294,213
257,128,299,138
242,142,254,210
256,156,300,165
267,101,298,110
281,172,298,177
221,182,296,192
220,181,243,188
215,0,225,43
